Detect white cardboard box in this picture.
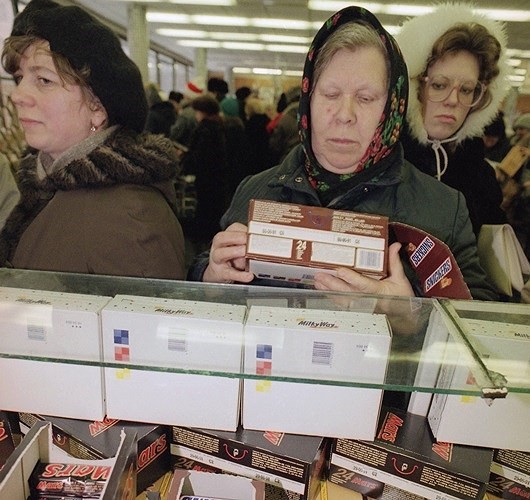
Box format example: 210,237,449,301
428,317,530,451
168,469,265,499
0,287,110,420
242,305,391,438
101,295,247,431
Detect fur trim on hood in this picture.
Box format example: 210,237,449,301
396,3,510,146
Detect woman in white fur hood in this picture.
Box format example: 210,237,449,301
396,3,509,236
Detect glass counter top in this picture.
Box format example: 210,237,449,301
0,268,528,397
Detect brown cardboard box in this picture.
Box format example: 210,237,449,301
0,421,137,499
170,426,329,499
246,199,388,285
18,412,170,495
329,407,493,500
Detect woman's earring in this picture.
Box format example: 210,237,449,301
90,125,96,132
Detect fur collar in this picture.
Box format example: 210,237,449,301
396,3,510,145
0,128,180,265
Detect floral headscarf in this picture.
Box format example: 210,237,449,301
299,6,408,196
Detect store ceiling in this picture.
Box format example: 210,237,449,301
46,1,530,93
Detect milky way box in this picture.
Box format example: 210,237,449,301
18,412,170,494
242,305,390,439
329,407,493,500
246,199,388,285
101,294,246,431
170,425,329,499
0,287,111,420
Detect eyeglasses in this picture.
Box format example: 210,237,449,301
421,75,486,108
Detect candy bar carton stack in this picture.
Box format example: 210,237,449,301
329,406,493,500
242,305,391,439
18,413,170,495
488,448,530,499
246,199,388,285
428,315,530,452
100,294,247,431
0,421,137,499
170,425,329,500
0,411,16,472
0,287,111,420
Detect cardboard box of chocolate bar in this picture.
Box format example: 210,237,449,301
328,406,493,500
0,411,16,473
100,294,246,431
18,412,170,495
170,425,329,500
428,312,530,452
242,305,391,439
168,469,265,499
0,420,137,499
488,448,530,499
0,287,110,421
246,199,388,285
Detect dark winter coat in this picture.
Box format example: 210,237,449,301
0,128,186,279
188,144,497,301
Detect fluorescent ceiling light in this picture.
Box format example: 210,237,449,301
253,68,282,75
222,42,264,51
476,9,530,22
265,45,308,54
508,75,526,82
284,70,304,77
383,5,434,16
514,68,527,76
147,13,190,23
117,0,235,3
192,15,248,26
167,0,235,4
156,29,206,38
259,35,312,44
232,67,253,74
309,1,530,22
211,32,258,41
251,18,311,30
177,40,221,48
507,59,522,67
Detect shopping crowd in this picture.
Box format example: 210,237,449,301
1,0,529,303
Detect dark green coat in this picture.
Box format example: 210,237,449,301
189,144,497,301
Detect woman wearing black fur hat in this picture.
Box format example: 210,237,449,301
0,0,185,279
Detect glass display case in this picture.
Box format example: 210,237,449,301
0,267,528,398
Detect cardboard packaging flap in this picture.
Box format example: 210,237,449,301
0,421,137,500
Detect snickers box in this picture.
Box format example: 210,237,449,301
101,294,246,431
170,425,329,499
329,407,493,500
0,412,16,472
0,420,137,499
18,412,170,494
428,315,530,452
488,448,530,499
0,287,111,420
246,199,388,285
242,305,390,438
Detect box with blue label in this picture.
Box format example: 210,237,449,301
242,305,391,438
101,295,247,431
0,287,110,420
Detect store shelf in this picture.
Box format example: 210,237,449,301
0,268,529,397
